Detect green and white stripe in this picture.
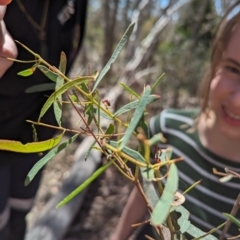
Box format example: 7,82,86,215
149,109,240,238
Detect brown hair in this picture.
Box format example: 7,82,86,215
198,1,240,115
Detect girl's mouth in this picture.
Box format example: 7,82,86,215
222,106,240,126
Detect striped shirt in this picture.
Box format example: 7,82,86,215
149,108,240,238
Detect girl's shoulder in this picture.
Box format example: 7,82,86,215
150,108,199,135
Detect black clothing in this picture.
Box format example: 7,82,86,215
0,1,87,240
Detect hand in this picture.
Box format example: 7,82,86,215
0,0,12,5
0,4,18,77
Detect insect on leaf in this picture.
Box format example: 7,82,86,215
25,134,78,186
17,68,36,77
92,22,135,92
57,160,113,208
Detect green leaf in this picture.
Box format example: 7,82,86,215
142,177,160,208
25,83,56,93
17,68,36,77
70,95,78,102
57,160,113,208
37,65,58,82
119,85,151,150
151,163,178,226
25,134,78,186
114,94,160,117
38,76,94,121
120,82,140,98
84,140,97,161
223,213,240,227
175,205,191,233
151,73,165,93
54,52,66,126
0,132,64,153
92,22,135,92
109,140,146,163
105,123,115,135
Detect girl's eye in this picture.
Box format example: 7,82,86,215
225,65,240,74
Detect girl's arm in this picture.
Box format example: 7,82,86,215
110,186,148,240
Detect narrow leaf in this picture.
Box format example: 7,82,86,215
57,160,113,208
151,73,165,92
84,140,97,161
25,83,56,93
114,94,160,117
38,65,58,82
120,82,140,98
119,85,151,150
223,213,240,227
109,140,146,163
151,164,178,225
92,22,135,92
54,52,66,126
38,76,94,121
17,68,36,77
25,134,78,186
0,132,64,153
105,123,115,135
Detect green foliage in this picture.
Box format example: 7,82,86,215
5,21,234,240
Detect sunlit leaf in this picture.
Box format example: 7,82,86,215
151,163,178,225
25,83,56,93
0,132,64,153
92,22,135,92
119,85,151,150
38,76,94,121
17,68,36,77
57,160,113,208
38,65,58,82
25,134,78,186
114,94,160,117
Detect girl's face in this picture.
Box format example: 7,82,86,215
208,24,240,139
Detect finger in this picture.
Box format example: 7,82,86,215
0,6,6,20
0,0,11,5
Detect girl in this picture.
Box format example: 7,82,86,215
111,1,240,239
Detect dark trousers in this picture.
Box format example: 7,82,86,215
0,151,43,240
